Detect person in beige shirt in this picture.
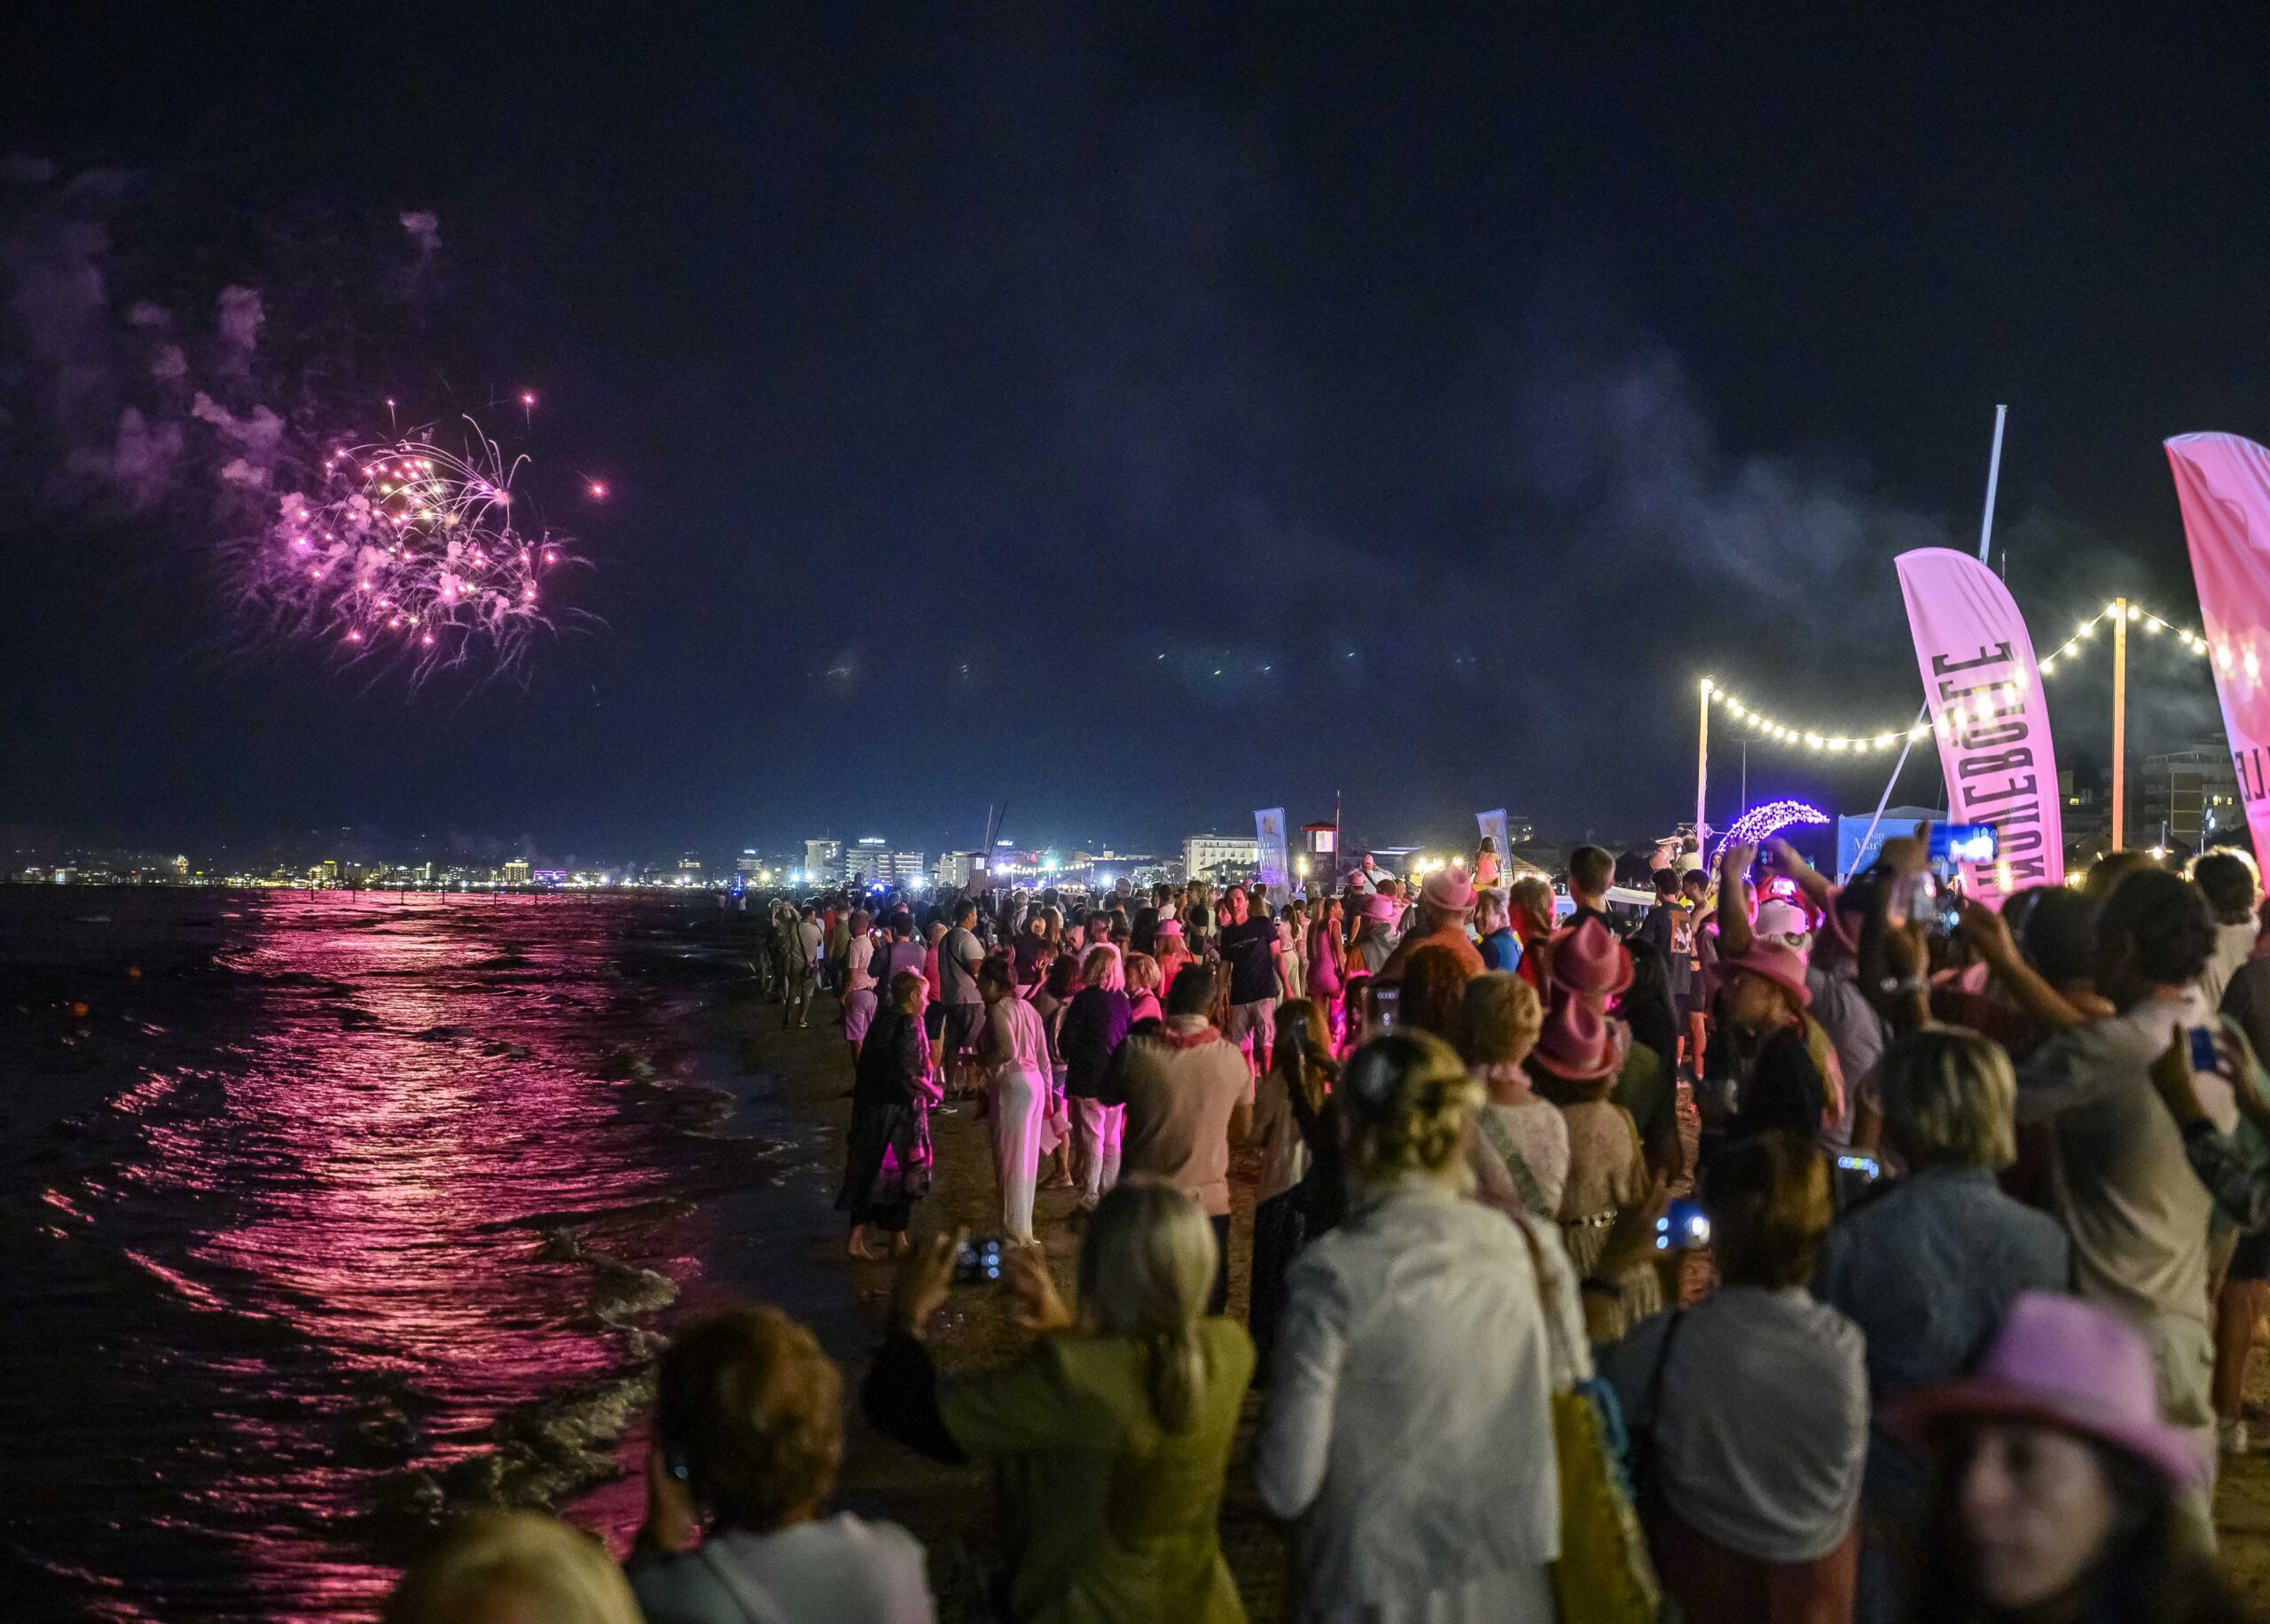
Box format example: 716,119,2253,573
1107,961,1253,1314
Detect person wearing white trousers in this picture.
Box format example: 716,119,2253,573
980,961,1049,1245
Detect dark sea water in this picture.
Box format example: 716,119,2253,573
0,888,770,1621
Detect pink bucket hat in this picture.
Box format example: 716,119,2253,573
1548,917,1634,1000
1530,996,1632,1082
1421,866,1476,913
1891,1292,2206,1487
1154,917,1186,941
1719,939,1812,1008
1361,892,1398,923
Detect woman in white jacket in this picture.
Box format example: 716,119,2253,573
1254,1028,1585,1622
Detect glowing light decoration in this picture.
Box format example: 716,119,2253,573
256,418,583,682
1703,597,2208,752
1713,799,1831,862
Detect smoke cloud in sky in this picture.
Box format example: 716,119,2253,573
3,8,2227,859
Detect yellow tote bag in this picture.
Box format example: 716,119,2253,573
1514,1220,1662,1624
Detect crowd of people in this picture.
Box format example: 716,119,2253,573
383,837,2270,1624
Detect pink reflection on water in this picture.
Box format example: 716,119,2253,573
43,894,717,1620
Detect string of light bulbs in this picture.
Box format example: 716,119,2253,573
1700,598,2211,756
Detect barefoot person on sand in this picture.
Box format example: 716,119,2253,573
979,958,1049,1246
840,972,937,1260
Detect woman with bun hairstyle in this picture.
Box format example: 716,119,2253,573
1254,1030,1584,1622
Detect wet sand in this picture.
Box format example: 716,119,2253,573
615,935,1286,1620
646,932,2270,1620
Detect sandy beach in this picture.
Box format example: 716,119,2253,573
671,917,2270,1620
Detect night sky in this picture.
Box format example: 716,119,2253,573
4,8,2266,863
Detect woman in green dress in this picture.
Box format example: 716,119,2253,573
863,1178,1253,1624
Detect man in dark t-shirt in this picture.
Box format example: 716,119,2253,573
1216,884,1281,1074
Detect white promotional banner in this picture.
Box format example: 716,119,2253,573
2166,434,2270,859
1894,547,2063,908
1254,808,1289,894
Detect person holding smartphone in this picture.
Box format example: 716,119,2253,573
864,1182,1252,1624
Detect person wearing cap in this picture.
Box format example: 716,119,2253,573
1254,1030,1582,1623
1602,1132,1867,1624
1378,866,1484,980
1891,1292,2245,1623
1812,1028,2070,1623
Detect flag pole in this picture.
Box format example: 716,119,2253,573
2111,597,2128,851
1850,405,2007,876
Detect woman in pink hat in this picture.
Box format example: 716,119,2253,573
1529,919,1658,1334
1893,1292,2244,1623
1717,938,1835,1144
1350,889,1398,976
1379,866,1484,979
1152,916,1194,995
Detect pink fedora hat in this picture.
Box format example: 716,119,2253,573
1548,917,1634,1001
1719,939,1812,1009
1890,1292,2205,1487
1530,995,1632,1083
1421,866,1477,912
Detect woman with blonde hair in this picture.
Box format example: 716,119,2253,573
1455,972,1568,1221
1814,1028,2068,1623
866,1178,1254,1623
1061,943,1133,1210
1255,1030,1583,1622
1123,950,1164,1022
387,1512,645,1624
621,1307,934,1623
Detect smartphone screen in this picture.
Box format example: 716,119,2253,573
1930,823,2000,865
1369,981,1401,1035
2192,1027,2222,1074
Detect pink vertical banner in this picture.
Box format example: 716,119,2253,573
2165,433,2270,856
1894,548,2064,907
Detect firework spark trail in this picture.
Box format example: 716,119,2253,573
254,418,583,683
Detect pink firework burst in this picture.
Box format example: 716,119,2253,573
254,418,585,682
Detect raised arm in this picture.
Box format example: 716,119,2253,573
1959,902,2084,1032
1716,841,1756,959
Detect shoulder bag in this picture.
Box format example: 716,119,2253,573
1513,1220,1663,1624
